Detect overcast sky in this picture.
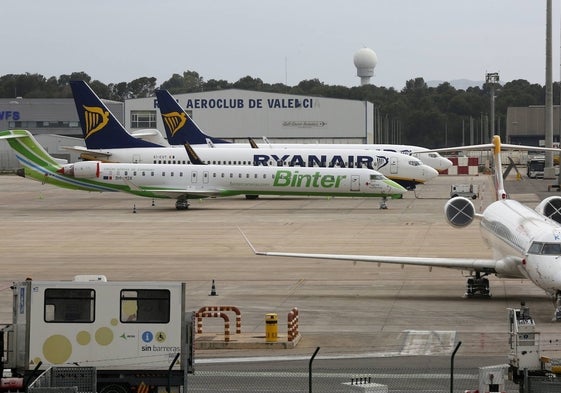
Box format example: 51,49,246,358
3,1,560,90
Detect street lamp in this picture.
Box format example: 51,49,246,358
486,72,500,141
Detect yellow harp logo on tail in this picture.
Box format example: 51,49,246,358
82,105,110,139
161,112,187,137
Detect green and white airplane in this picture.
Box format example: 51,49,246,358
0,130,406,210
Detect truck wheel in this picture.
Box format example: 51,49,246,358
99,384,129,393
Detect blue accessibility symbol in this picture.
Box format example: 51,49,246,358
142,331,154,343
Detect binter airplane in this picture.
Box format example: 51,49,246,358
0,129,405,210
65,81,438,194
243,137,561,320
154,89,453,172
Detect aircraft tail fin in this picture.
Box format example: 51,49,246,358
492,135,508,200
0,129,62,171
70,80,160,149
155,90,230,145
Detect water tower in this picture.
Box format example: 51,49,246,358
353,48,377,85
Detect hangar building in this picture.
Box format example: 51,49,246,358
506,105,561,145
125,89,374,144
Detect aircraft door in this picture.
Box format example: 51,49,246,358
132,154,141,163
191,171,197,184
390,157,398,174
351,175,360,191
203,171,209,184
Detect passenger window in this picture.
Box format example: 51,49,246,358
120,289,170,323
44,288,95,323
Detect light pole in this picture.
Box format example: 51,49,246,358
486,72,500,141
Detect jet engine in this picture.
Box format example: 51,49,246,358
444,196,475,228
58,161,101,178
535,196,561,224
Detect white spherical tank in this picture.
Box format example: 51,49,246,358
353,48,378,85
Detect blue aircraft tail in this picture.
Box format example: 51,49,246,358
70,80,160,149
155,90,230,145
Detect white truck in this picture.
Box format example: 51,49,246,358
0,275,194,393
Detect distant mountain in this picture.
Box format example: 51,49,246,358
426,79,484,90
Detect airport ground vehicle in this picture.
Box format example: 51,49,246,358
526,155,545,178
450,184,479,199
0,275,194,393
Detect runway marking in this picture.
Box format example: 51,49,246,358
400,330,456,355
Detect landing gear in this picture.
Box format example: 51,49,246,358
464,272,490,298
245,195,259,200
554,291,561,321
175,198,190,210
379,196,388,210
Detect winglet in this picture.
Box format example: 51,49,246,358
184,143,205,165
238,228,265,255
248,137,258,149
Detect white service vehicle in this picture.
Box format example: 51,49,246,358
1,275,194,393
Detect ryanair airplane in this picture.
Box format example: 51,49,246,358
67,81,438,191
154,89,453,172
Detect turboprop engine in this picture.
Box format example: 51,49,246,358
444,196,476,228
57,161,101,178
535,196,561,224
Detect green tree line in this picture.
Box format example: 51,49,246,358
0,71,558,148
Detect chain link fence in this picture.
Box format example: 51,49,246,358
185,367,520,392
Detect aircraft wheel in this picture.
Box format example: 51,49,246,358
175,199,190,210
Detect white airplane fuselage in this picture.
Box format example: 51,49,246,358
480,199,561,294
188,141,452,172
77,146,438,189
60,161,405,198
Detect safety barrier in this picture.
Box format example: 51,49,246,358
196,306,241,334
196,306,299,343
196,311,231,342
287,307,299,342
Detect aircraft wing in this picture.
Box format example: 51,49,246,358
62,146,112,160
241,231,497,272
121,178,223,199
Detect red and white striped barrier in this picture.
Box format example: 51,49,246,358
196,306,241,334
287,307,299,342
195,311,231,342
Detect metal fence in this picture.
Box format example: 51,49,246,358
27,366,96,393
185,367,520,392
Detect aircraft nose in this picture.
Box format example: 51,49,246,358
442,158,454,170
386,179,406,195
423,165,439,181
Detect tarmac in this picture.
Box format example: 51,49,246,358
1,171,561,363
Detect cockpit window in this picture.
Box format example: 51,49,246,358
543,243,561,255
528,242,561,255
408,160,420,166
428,153,438,158
370,174,383,180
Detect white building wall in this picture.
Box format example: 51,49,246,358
125,89,373,144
